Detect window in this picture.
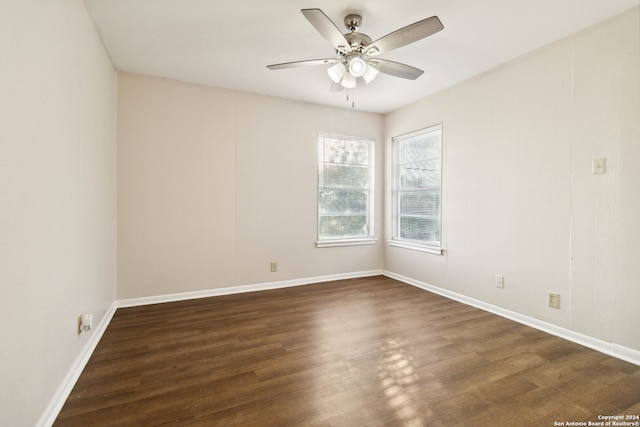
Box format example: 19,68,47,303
391,124,442,254
317,133,375,247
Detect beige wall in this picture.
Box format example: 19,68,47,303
117,73,384,299
384,7,640,352
0,1,117,426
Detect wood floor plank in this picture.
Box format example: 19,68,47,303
54,276,640,426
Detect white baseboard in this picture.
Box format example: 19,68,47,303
383,270,640,367
117,269,383,308
37,301,118,427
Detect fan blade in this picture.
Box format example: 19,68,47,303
267,58,339,70
301,9,352,53
369,59,424,80
364,16,443,56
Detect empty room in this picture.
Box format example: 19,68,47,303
1,0,639,426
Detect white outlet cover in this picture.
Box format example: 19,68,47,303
547,292,560,309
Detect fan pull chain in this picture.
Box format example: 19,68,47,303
346,91,355,109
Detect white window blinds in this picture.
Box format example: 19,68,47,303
318,134,374,244
392,124,442,251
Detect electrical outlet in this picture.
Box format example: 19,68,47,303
495,275,504,289
79,313,93,334
548,292,560,309
270,262,277,272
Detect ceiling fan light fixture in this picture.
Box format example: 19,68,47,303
327,62,347,83
268,9,440,93
348,56,367,77
341,72,356,88
362,63,379,84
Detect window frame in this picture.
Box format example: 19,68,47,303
389,123,443,255
316,133,376,248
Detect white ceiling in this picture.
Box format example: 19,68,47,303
85,0,639,114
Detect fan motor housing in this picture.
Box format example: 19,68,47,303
344,32,372,52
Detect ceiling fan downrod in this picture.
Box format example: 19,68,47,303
344,14,361,32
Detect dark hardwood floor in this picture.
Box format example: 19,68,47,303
55,276,640,426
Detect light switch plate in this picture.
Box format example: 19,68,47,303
592,158,606,174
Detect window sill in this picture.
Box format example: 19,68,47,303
316,238,377,248
387,240,444,255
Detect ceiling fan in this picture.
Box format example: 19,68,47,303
267,9,444,89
